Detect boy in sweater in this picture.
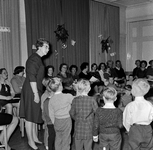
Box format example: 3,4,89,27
93,87,123,150
70,79,98,150
48,77,74,150
123,78,153,149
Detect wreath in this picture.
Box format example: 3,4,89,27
101,36,113,53
54,24,69,43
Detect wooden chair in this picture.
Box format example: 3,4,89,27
0,125,8,150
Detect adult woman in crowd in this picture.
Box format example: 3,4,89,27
69,64,79,82
19,38,50,150
114,60,126,87
135,60,147,78
11,66,25,116
0,68,15,114
89,63,104,95
132,59,141,79
42,65,54,88
98,62,107,82
57,63,72,88
79,62,91,80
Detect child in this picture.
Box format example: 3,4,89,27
41,80,55,150
126,74,133,86
93,87,123,150
69,79,98,150
48,77,74,150
118,85,133,112
123,78,153,150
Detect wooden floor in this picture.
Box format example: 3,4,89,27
7,125,129,150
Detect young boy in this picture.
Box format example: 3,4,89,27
123,78,153,149
69,79,98,150
93,87,123,150
48,77,74,150
41,79,55,150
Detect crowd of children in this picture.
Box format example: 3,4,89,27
40,60,153,150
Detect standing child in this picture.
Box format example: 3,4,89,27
41,79,55,150
93,87,123,150
70,79,98,150
123,78,153,149
48,77,74,150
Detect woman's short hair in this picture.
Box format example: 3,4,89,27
80,62,89,71
35,38,49,50
0,68,6,74
69,65,78,72
59,63,68,71
140,60,147,67
13,66,25,75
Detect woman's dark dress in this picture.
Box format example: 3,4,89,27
19,53,44,123
0,84,13,125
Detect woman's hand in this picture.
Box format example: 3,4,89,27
34,92,40,103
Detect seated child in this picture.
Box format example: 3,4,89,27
93,87,123,150
118,84,133,112
126,74,133,86
69,79,98,150
123,78,153,150
48,77,75,150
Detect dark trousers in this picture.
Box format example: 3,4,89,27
47,124,55,150
99,132,121,150
128,124,153,150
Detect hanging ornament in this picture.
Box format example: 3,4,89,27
101,36,113,53
71,40,76,46
61,43,67,49
54,24,69,44
110,52,116,57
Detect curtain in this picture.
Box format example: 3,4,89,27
90,1,119,65
0,0,21,79
24,0,89,75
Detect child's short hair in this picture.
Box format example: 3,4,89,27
76,79,91,94
48,77,62,92
103,87,117,101
132,78,150,97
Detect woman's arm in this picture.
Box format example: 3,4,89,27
30,82,39,103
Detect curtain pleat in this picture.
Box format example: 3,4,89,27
0,0,20,79
89,1,119,65
24,0,89,75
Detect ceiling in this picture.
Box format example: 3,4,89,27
104,0,153,7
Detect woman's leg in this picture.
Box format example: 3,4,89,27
0,115,18,150
12,102,20,117
25,120,38,149
33,123,42,143
5,104,13,114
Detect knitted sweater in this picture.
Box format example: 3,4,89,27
93,107,123,135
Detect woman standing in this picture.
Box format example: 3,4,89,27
19,38,50,150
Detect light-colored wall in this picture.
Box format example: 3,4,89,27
126,2,153,71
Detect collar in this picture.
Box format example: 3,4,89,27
55,91,62,94
103,103,116,108
115,67,120,70
135,96,145,101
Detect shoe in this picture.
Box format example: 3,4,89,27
28,144,39,150
35,141,43,145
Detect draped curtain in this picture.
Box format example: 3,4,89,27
0,0,21,79
24,0,89,75
90,1,119,65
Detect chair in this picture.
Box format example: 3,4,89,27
0,125,8,150
20,118,25,137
